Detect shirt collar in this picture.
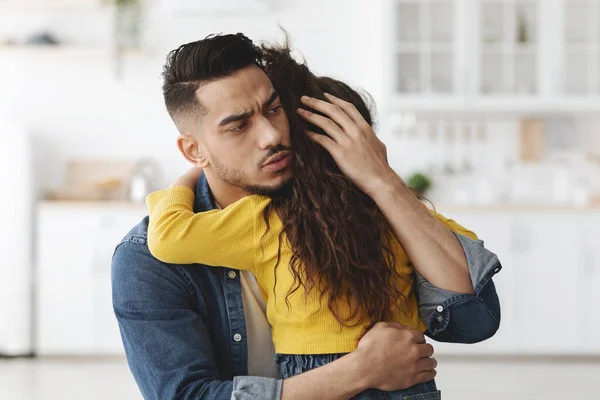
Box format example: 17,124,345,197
194,173,216,213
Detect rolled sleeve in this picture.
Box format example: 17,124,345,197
232,376,283,400
417,233,502,343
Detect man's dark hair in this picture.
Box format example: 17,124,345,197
162,33,263,127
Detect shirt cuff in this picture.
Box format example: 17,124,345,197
416,232,502,323
232,376,283,400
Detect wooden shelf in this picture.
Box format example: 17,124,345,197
38,200,147,211
0,0,101,9
386,95,600,113
435,203,600,212
0,46,147,58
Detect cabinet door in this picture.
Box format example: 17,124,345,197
384,0,466,105
36,205,146,355
510,212,580,354
36,209,97,354
575,214,600,354
556,0,600,97
474,0,544,98
431,210,581,355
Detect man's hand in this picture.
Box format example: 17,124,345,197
355,322,437,391
297,93,397,198
299,93,475,294
170,167,203,191
281,322,436,400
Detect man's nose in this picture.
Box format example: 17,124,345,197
256,118,283,149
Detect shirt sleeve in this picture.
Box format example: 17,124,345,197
232,376,283,400
146,186,266,271
417,210,503,343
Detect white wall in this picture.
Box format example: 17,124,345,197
0,0,381,196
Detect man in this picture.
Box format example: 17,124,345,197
112,33,502,400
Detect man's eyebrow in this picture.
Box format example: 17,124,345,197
218,91,280,127
218,110,254,127
262,90,279,108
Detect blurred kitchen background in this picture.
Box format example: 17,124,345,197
1,0,600,399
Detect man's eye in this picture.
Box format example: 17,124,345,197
230,121,248,132
267,105,282,115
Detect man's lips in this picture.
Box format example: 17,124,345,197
262,151,292,171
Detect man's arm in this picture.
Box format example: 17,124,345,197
278,322,436,400
359,176,474,293
299,93,502,342
417,233,502,343
113,226,437,400
299,93,474,293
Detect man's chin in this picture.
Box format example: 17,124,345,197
245,177,294,198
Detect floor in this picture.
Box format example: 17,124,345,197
0,356,598,399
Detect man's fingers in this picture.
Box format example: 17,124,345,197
417,343,435,359
413,369,437,385
385,322,426,344
417,357,437,372
300,96,357,135
305,131,338,155
323,92,372,130
411,330,426,344
297,108,347,144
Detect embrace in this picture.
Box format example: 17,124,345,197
112,33,502,400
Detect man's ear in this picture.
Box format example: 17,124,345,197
177,134,210,168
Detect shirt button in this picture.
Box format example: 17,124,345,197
233,333,242,342
437,314,444,322
436,305,443,312
228,271,237,279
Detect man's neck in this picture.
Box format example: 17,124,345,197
204,172,251,209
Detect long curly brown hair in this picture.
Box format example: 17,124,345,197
260,42,411,327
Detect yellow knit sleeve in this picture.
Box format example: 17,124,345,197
429,209,478,241
146,186,267,270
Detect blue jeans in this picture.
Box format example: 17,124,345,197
275,353,441,400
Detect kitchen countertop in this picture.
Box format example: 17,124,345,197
38,200,147,210
434,203,600,212
37,200,600,213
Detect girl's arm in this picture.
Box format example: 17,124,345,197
146,170,267,271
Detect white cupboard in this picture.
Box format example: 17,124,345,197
433,207,600,355
382,0,600,112
35,202,146,356
34,202,600,356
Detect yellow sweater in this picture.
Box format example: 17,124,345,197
146,186,477,354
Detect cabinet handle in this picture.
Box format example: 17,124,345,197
510,224,530,254
583,246,595,278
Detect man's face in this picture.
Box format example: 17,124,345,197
195,65,293,196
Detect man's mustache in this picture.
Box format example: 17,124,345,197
259,145,292,166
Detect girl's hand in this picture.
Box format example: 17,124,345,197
170,167,204,191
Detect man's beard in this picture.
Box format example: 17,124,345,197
210,148,294,198
245,176,294,198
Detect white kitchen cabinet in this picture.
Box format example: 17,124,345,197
473,0,546,99
574,214,600,353
430,207,600,356
382,0,600,112
555,0,600,98
510,212,580,354
35,202,147,356
382,0,469,110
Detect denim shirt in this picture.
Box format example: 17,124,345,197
112,174,502,400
